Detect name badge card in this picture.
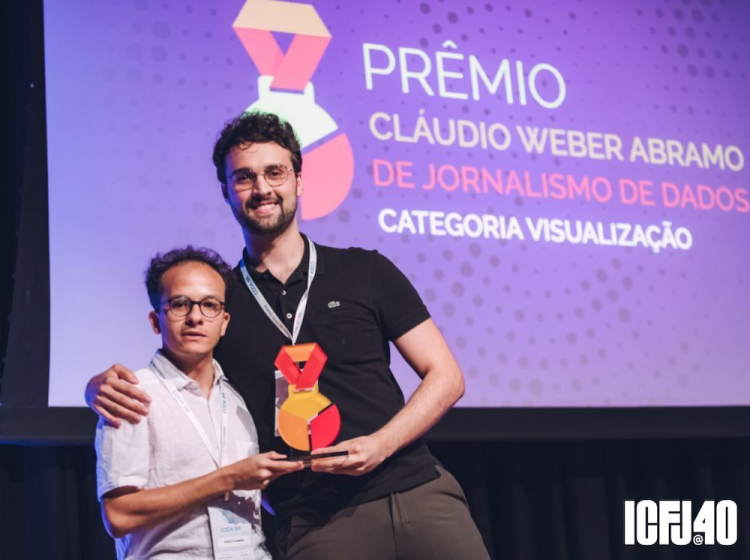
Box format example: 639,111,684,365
208,499,264,560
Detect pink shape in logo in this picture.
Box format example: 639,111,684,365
301,133,355,221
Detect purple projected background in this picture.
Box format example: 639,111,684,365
46,0,750,407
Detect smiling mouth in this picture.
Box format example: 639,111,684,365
249,198,280,211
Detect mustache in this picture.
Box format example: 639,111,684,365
246,194,282,209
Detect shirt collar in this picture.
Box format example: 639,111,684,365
151,350,227,391
242,234,325,285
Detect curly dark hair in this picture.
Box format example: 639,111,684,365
212,111,302,186
144,246,233,311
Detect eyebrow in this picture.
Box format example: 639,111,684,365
229,164,286,178
164,295,225,303
230,167,255,179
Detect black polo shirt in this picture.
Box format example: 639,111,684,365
214,236,439,521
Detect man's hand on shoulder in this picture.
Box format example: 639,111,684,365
85,364,152,427
308,434,395,476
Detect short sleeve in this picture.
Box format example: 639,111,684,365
94,414,150,501
370,251,431,341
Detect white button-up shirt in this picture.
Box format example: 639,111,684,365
95,351,269,559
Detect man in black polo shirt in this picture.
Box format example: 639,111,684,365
85,112,489,559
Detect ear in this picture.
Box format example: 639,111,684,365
220,312,230,337
149,310,161,334
295,173,303,198
221,183,229,202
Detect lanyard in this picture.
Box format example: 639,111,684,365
151,357,228,469
239,238,317,344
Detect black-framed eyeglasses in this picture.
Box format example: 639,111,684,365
229,164,293,191
162,296,225,319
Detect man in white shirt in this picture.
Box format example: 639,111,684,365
95,246,302,559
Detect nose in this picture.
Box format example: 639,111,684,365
253,173,275,195
185,302,204,324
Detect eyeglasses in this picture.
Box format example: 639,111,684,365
229,164,293,191
162,296,225,319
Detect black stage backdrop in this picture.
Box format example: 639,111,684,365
2,1,749,559
2,441,750,560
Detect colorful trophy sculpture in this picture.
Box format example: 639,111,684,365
275,343,341,454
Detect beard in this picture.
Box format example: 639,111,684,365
230,193,298,237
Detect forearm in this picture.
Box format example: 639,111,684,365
374,364,464,457
374,319,466,457
104,467,234,537
309,320,465,476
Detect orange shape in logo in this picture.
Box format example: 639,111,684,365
275,343,341,451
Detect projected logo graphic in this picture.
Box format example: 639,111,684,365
275,343,341,451
233,0,354,220
624,500,737,546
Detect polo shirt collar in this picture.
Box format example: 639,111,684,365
151,350,227,391
242,233,325,284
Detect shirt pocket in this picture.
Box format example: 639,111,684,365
232,405,259,459
235,439,258,459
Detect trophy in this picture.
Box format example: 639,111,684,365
275,343,347,465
